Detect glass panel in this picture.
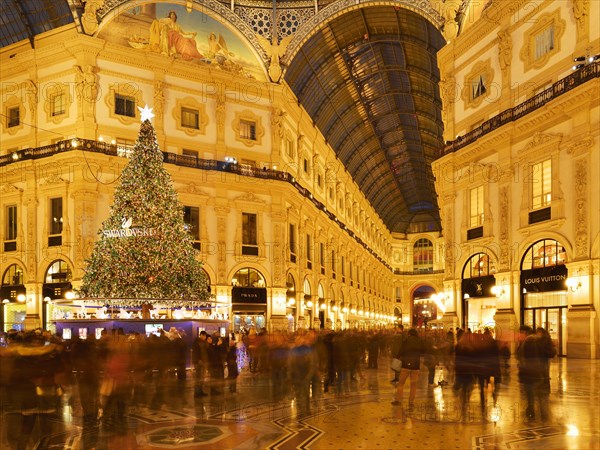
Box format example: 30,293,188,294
50,198,63,235
242,213,257,245
523,308,533,328
6,205,17,240
547,309,559,345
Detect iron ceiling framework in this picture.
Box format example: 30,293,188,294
0,0,74,48
284,6,445,234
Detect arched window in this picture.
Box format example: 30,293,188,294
463,253,494,279
45,260,72,284
201,268,211,293
232,267,265,287
2,264,24,286
413,238,433,272
521,239,566,270
303,277,312,307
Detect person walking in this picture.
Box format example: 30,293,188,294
391,328,424,410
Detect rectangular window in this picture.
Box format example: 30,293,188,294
182,149,199,158
535,24,554,60
532,159,552,210
183,206,200,241
341,255,346,281
331,249,336,278
471,74,486,100
469,186,484,228
6,205,17,240
317,173,323,188
242,213,258,255
181,107,199,129
286,138,294,159
115,94,136,117
50,92,66,116
116,138,135,158
7,107,20,128
239,120,256,140
50,197,63,235
303,158,309,173
289,224,296,262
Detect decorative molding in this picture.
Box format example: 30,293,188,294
232,109,264,148
183,183,210,197
462,59,494,110
172,97,209,136
235,192,266,204
566,136,594,157
574,158,588,259
0,183,23,194
519,9,566,73
519,132,563,158
41,175,69,186
104,80,143,125
43,82,73,125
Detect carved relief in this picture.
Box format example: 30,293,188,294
574,159,588,258
75,65,98,120
273,224,282,286
572,0,590,40
499,185,510,268
82,0,103,35
153,80,165,123
497,29,512,76
217,216,227,283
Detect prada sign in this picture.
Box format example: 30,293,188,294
232,287,267,304
521,265,567,292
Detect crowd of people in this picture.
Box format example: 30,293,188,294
0,323,557,449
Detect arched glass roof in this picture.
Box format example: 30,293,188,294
285,6,445,233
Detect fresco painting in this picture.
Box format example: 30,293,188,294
98,3,264,80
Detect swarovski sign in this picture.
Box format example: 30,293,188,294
102,217,156,238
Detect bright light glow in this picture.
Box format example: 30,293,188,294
2,299,9,304
332,305,338,312
566,424,579,436
98,136,104,142
320,303,326,310
288,298,295,305
350,308,357,314
306,300,313,308
17,294,26,303
71,139,78,148
65,291,76,300
138,104,155,121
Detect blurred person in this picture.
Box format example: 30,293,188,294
192,331,209,397
453,329,476,419
289,333,317,417
99,328,131,433
390,325,405,383
392,328,424,410
70,334,101,450
517,326,547,421
207,334,226,395
225,334,239,394
268,331,290,401
536,327,556,387
7,330,68,449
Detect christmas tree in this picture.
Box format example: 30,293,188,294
78,106,211,306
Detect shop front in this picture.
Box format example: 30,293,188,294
1,264,27,332
461,253,497,332
521,265,568,356
520,239,568,356
231,286,267,333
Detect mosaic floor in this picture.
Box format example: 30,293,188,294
1,357,598,449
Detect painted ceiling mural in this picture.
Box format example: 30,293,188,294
97,3,265,80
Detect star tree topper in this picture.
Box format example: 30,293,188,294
138,104,155,122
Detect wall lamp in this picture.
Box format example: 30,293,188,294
566,278,582,293
491,285,505,297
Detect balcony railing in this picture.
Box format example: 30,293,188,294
440,61,599,157
0,138,392,272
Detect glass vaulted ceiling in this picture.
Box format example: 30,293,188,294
285,6,445,234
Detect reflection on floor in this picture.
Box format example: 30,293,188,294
1,357,598,449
